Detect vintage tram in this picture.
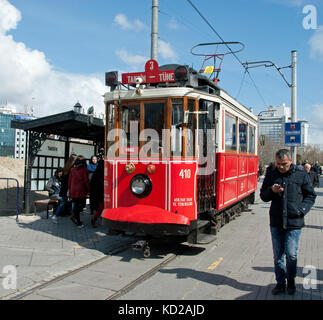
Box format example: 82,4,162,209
101,59,258,246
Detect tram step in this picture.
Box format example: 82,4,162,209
196,233,217,244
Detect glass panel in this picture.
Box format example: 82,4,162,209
39,157,45,167
31,180,38,191
38,180,45,191
144,103,164,154
225,114,237,151
34,156,39,167
59,158,65,168
39,169,45,179
46,158,52,167
32,168,38,179
171,99,183,156
53,158,58,168
46,169,52,179
239,122,247,152
121,105,140,149
249,126,255,153
186,99,195,157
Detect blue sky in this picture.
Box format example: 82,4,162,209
1,0,323,142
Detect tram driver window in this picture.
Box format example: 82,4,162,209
171,99,183,156
225,114,237,152
121,105,140,148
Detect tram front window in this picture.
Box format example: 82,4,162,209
121,105,140,149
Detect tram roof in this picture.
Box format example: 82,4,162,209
11,110,104,142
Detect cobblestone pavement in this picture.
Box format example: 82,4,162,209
0,179,322,300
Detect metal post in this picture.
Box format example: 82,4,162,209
291,50,297,164
151,0,158,61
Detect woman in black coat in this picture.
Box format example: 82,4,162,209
90,159,104,227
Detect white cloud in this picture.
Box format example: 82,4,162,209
114,13,146,31
115,49,148,67
309,26,323,59
0,0,21,34
0,0,106,117
158,40,178,62
167,17,181,30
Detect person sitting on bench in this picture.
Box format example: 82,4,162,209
45,168,63,220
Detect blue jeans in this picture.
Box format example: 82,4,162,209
54,196,67,217
270,226,302,284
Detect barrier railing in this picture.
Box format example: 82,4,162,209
0,178,20,221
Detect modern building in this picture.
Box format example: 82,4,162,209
258,103,309,146
0,102,35,159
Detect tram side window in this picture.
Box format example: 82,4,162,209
199,100,215,157
249,126,255,153
225,114,237,152
171,99,183,156
121,105,140,148
239,122,247,153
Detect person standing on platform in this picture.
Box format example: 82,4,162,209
87,155,98,215
260,149,316,296
68,155,90,228
304,163,319,188
90,159,104,228
51,154,77,223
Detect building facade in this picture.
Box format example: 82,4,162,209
0,103,35,159
258,103,309,146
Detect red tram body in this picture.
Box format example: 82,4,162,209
102,60,258,243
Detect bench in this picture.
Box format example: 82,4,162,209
34,199,59,219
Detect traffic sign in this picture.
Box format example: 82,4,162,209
285,122,301,146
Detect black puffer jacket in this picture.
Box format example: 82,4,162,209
260,164,316,229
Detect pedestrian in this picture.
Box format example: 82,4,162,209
304,163,319,188
68,155,90,228
51,154,77,224
260,149,316,296
90,159,104,228
45,167,63,215
313,160,322,176
296,160,304,171
87,155,98,215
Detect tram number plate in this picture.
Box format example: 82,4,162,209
179,169,191,179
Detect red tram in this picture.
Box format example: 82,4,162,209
101,60,258,245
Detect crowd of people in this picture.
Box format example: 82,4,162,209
259,160,322,188
45,154,104,228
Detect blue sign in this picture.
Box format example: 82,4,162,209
285,122,301,146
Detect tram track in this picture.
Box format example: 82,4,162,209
8,241,133,300
7,240,192,300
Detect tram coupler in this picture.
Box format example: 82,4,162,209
132,240,151,258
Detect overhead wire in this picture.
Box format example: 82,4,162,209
186,0,268,107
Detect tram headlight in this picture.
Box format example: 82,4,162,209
130,174,152,198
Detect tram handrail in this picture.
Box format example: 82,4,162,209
0,178,20,221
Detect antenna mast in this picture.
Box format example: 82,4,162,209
151,0,158,61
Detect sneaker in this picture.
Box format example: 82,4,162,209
272,283,286,295
52,215,58,224
287,278,296,295
77,222,84,229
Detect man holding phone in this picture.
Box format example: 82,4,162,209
260,149,316,295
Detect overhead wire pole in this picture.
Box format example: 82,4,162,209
243,51,298,164
186,0,267,107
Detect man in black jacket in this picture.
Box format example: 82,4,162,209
260,149,316,295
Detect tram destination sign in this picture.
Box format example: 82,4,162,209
285,122,302,147
122,59,175,85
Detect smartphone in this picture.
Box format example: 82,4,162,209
274,184,282,188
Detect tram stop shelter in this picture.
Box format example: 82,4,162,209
11,109,105,214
